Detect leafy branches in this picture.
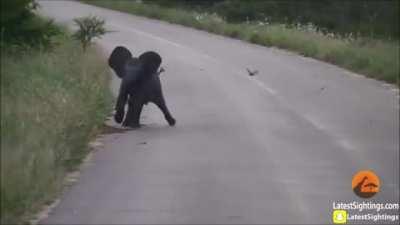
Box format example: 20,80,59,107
72,16,108,51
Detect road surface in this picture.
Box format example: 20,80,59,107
38,1,399,224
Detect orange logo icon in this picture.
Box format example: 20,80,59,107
352,170,380,198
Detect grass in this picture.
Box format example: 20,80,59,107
0,33,112,224
83,0,399,86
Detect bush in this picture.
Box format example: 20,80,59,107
0,0,36,26
1,0,62,48
72,16,108,51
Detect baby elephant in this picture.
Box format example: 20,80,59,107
108,46,176,128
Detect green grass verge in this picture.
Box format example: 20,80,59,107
1,34,112,224
83,0,399,86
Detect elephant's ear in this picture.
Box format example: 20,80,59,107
138,51,162,75
108,46,133,78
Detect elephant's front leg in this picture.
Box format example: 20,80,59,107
123,96,143,128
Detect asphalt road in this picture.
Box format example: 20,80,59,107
39,1,399,224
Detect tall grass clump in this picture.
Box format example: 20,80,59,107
72,16,109,51
83,0,399,86
0,34,112,224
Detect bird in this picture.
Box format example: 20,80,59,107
246,68,259,76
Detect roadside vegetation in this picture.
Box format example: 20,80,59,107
72,15,109,51
1,1,112,224
83,0,399,86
